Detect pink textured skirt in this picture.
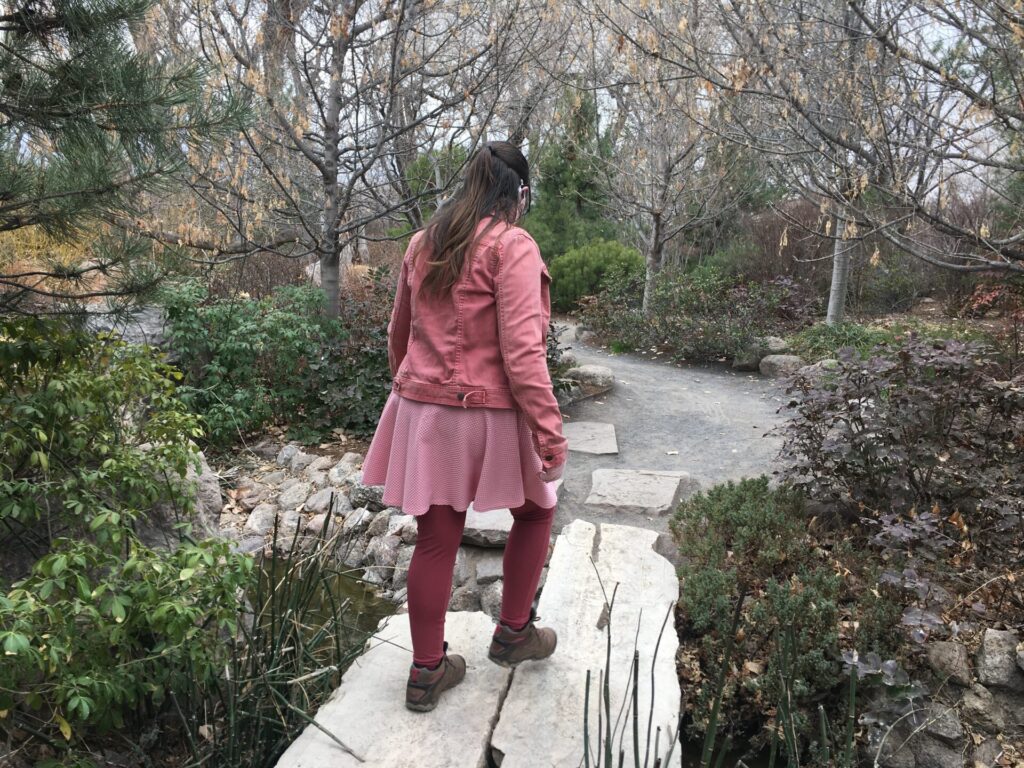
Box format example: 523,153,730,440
361,392,558,516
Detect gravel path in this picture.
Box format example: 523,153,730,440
554,328,789,536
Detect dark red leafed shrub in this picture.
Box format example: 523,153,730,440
778,336,1024,559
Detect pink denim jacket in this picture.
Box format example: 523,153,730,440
387,217,567,471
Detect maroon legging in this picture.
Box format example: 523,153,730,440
407,500,555,667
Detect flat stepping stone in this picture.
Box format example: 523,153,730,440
585,469,697,516
490,520,680,766
275,611,510,768
563,421,618,455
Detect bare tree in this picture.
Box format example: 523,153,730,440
576,0,770,312
603,0,1024,320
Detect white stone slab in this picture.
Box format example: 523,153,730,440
585,469,696,516
276,611,510,768
490,521,680,767
564,421,618,455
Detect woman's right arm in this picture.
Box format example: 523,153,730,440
495,230,567,473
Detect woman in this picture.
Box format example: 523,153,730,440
362,141,567,712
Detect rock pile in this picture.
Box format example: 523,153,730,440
218,444,546,614
876,629,1024,768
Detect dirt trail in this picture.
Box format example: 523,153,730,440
555,329,789,535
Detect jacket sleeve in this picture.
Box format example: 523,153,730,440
387,240,414,377
495,231,567,470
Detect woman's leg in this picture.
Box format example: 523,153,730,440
407,504,466,668
500,499,556,629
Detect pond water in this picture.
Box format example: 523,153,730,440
256,556,396,664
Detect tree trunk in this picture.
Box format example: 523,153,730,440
826,212,851,324
642,214,664,315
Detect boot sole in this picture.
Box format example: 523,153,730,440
405,699,439,713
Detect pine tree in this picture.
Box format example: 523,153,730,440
0,0,247,313
524,89,617,261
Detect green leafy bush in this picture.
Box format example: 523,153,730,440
672,478,898,739
0,317,253,747
580,265,810,362
163,273,394,445
548,239,644,312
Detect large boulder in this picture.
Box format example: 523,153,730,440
759,354,805,378
733,336,792,371
141,450,222,548
564,364,615,390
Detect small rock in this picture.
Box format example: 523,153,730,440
393,587,408,605
989,687,1024,728
232,535,266,554
366,535,401,569
289,451,316,473
252,439,280,460
338,538,366,569
763,336,790,355
473,550,504,585
972,738,1003,768
976,628,1024,692
564,364,614,389
560,351,579,368
305,455,336,475
328,465,353,486
387,514,418,545
304,488,341,515
961,684,1005,734
480,580,503,620
276,444,300,466
238,483,269,511
342,508,373,536
349,473,385,512
244,503,278,536
919,703,963,745
462,507,514,548
363,568,387,587
278,481,314,510
453,548,472,587
261,469,288,486
367,508,396,538
306,470,329,490
927,641,972,687
303,513,332,536
328,454,362,486
911,733,965,768
449,585,481,612
277,510,301,540
758,354,805,378
874,721,915,768
393,546,414,592
279,477,299,492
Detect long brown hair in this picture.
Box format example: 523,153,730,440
418,141,531,296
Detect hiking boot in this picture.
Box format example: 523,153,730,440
488,609,557,668
405,642,466,712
